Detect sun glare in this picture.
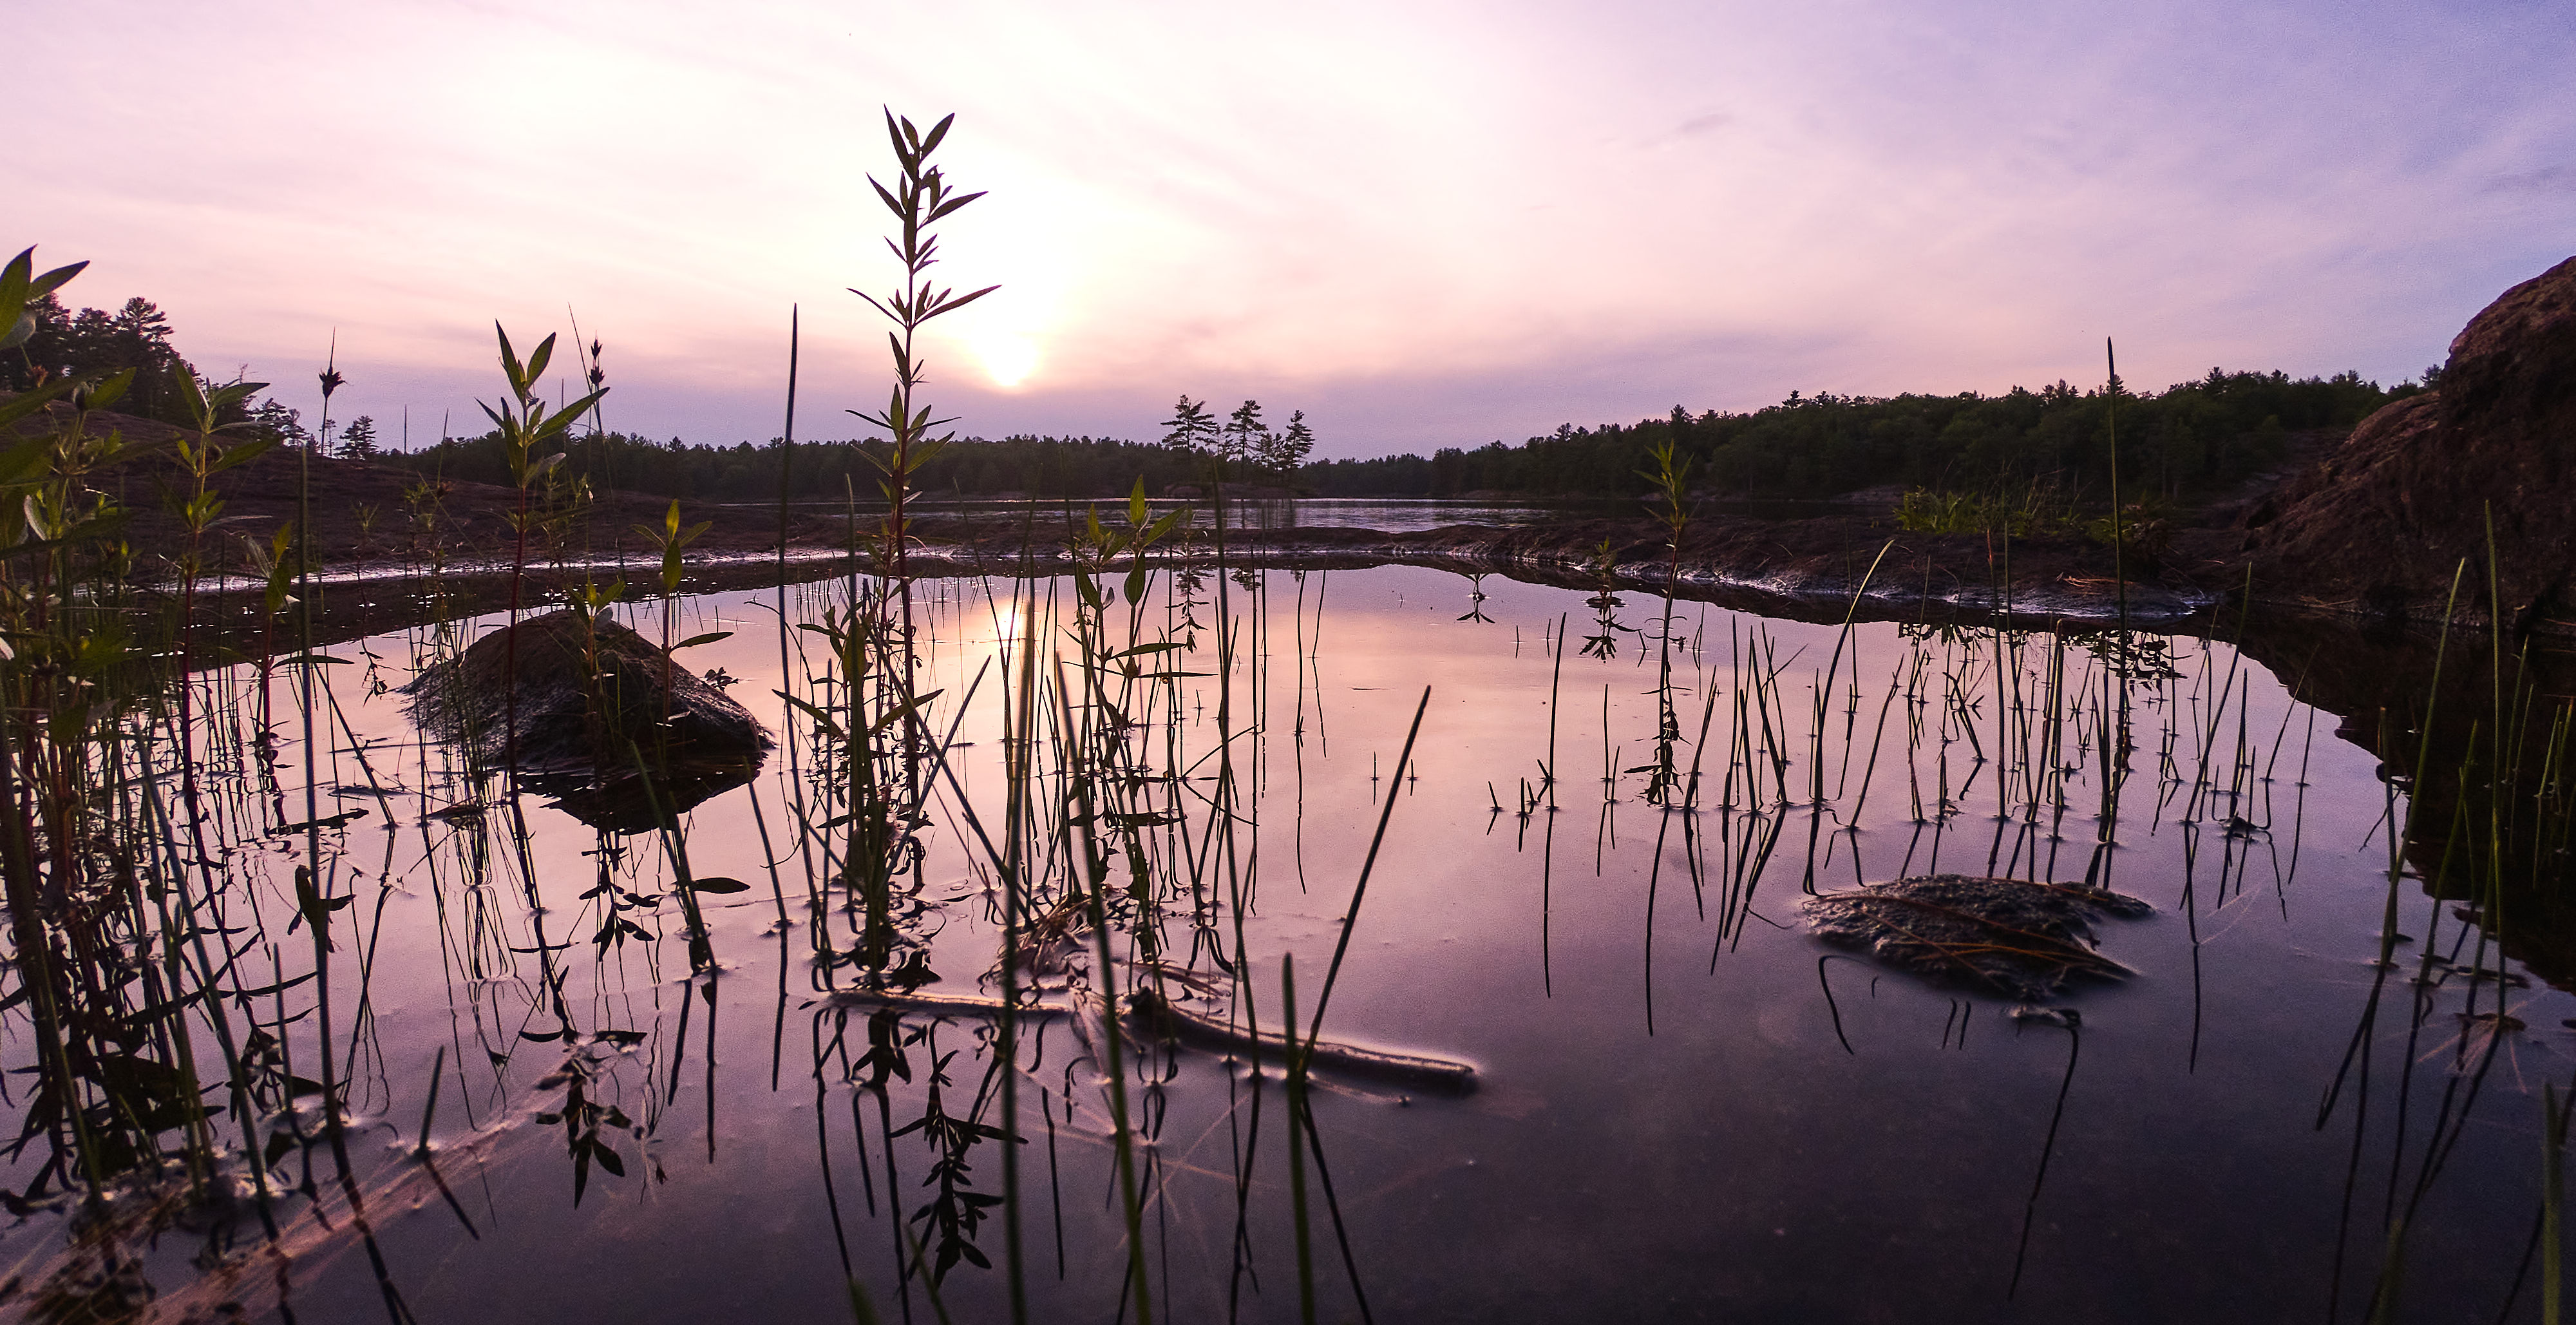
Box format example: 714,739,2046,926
971,332,1042,389
983,598,1023,647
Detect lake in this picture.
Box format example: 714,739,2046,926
2,557,2563,1324
704,494,1861,534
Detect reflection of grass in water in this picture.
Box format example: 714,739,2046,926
32,546,2576,1315
1472,504,2573,1307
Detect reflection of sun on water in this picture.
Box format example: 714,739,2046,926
981,598,1023,648
968,332,1041,389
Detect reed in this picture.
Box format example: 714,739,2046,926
1281,954,1318,1325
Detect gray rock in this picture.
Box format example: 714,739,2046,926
403,609,770,829
1801,874,2151,1001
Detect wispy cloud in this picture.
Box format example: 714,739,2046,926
2485,166,2576,195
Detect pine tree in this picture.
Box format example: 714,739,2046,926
249,399,310,449
110,298,173,354
1222,399,1265,462
1257,409,1314,474
3,292,211,426
337,414,381,460
1162,395,1218,454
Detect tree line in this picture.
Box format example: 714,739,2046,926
384,394,1325,502
348,369,2434,507
0,290,321,443
1302,370,2416,501
385,429,1218,501
7,283,2420,506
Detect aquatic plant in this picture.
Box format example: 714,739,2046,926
1891,477,2082,539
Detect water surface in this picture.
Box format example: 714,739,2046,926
8,562,2561,1324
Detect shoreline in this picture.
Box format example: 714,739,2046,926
28,399,2563,644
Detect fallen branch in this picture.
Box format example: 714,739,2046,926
1130,989,1479,1096
823,986,1480,1094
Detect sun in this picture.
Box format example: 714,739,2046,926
968,331,1042,390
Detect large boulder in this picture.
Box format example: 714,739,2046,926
2248,256,2576,633
404,609,770,826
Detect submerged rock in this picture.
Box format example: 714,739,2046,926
1801,874,2152,1001
403,609,770,828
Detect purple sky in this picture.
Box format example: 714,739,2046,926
17,0,2573,459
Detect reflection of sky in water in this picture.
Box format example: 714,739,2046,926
62,565,2565,1323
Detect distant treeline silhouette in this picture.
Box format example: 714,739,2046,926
2,284,2417,502
0,290,309,437
1305,369,2414,499
385,430,1213,502
386,367,2413,503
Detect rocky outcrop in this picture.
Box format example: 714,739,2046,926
1802,875,2153,1001
2248,256,2576,633
404,609,770,828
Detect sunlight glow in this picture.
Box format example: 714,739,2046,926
970,331,1042,390
14,0,2568,452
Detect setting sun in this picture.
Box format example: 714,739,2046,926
967,330,1041,390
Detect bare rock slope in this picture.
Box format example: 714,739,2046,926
2248,255,2576,633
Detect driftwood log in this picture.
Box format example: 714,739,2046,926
1127,989,1478,1094
824,986,1479,1095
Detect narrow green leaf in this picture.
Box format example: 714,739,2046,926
926,192,989,224
495,322,525,389
0,249,32,312
29,260,86,301
205,435,281,475
79,367,137,412
524,332,556,387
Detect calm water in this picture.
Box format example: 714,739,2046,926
5,562,2560,1323
717,495,1855,534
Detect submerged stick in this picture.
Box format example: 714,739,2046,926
1133,989,1478,1094
820,987,1479,1094
823,987,1077,1020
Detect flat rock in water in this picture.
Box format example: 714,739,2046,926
1801,874,2152,1001
403,610,771,828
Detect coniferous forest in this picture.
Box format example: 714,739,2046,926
385,369,2411,504
8,283,2416,504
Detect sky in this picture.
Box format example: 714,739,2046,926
14,0,2574,459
